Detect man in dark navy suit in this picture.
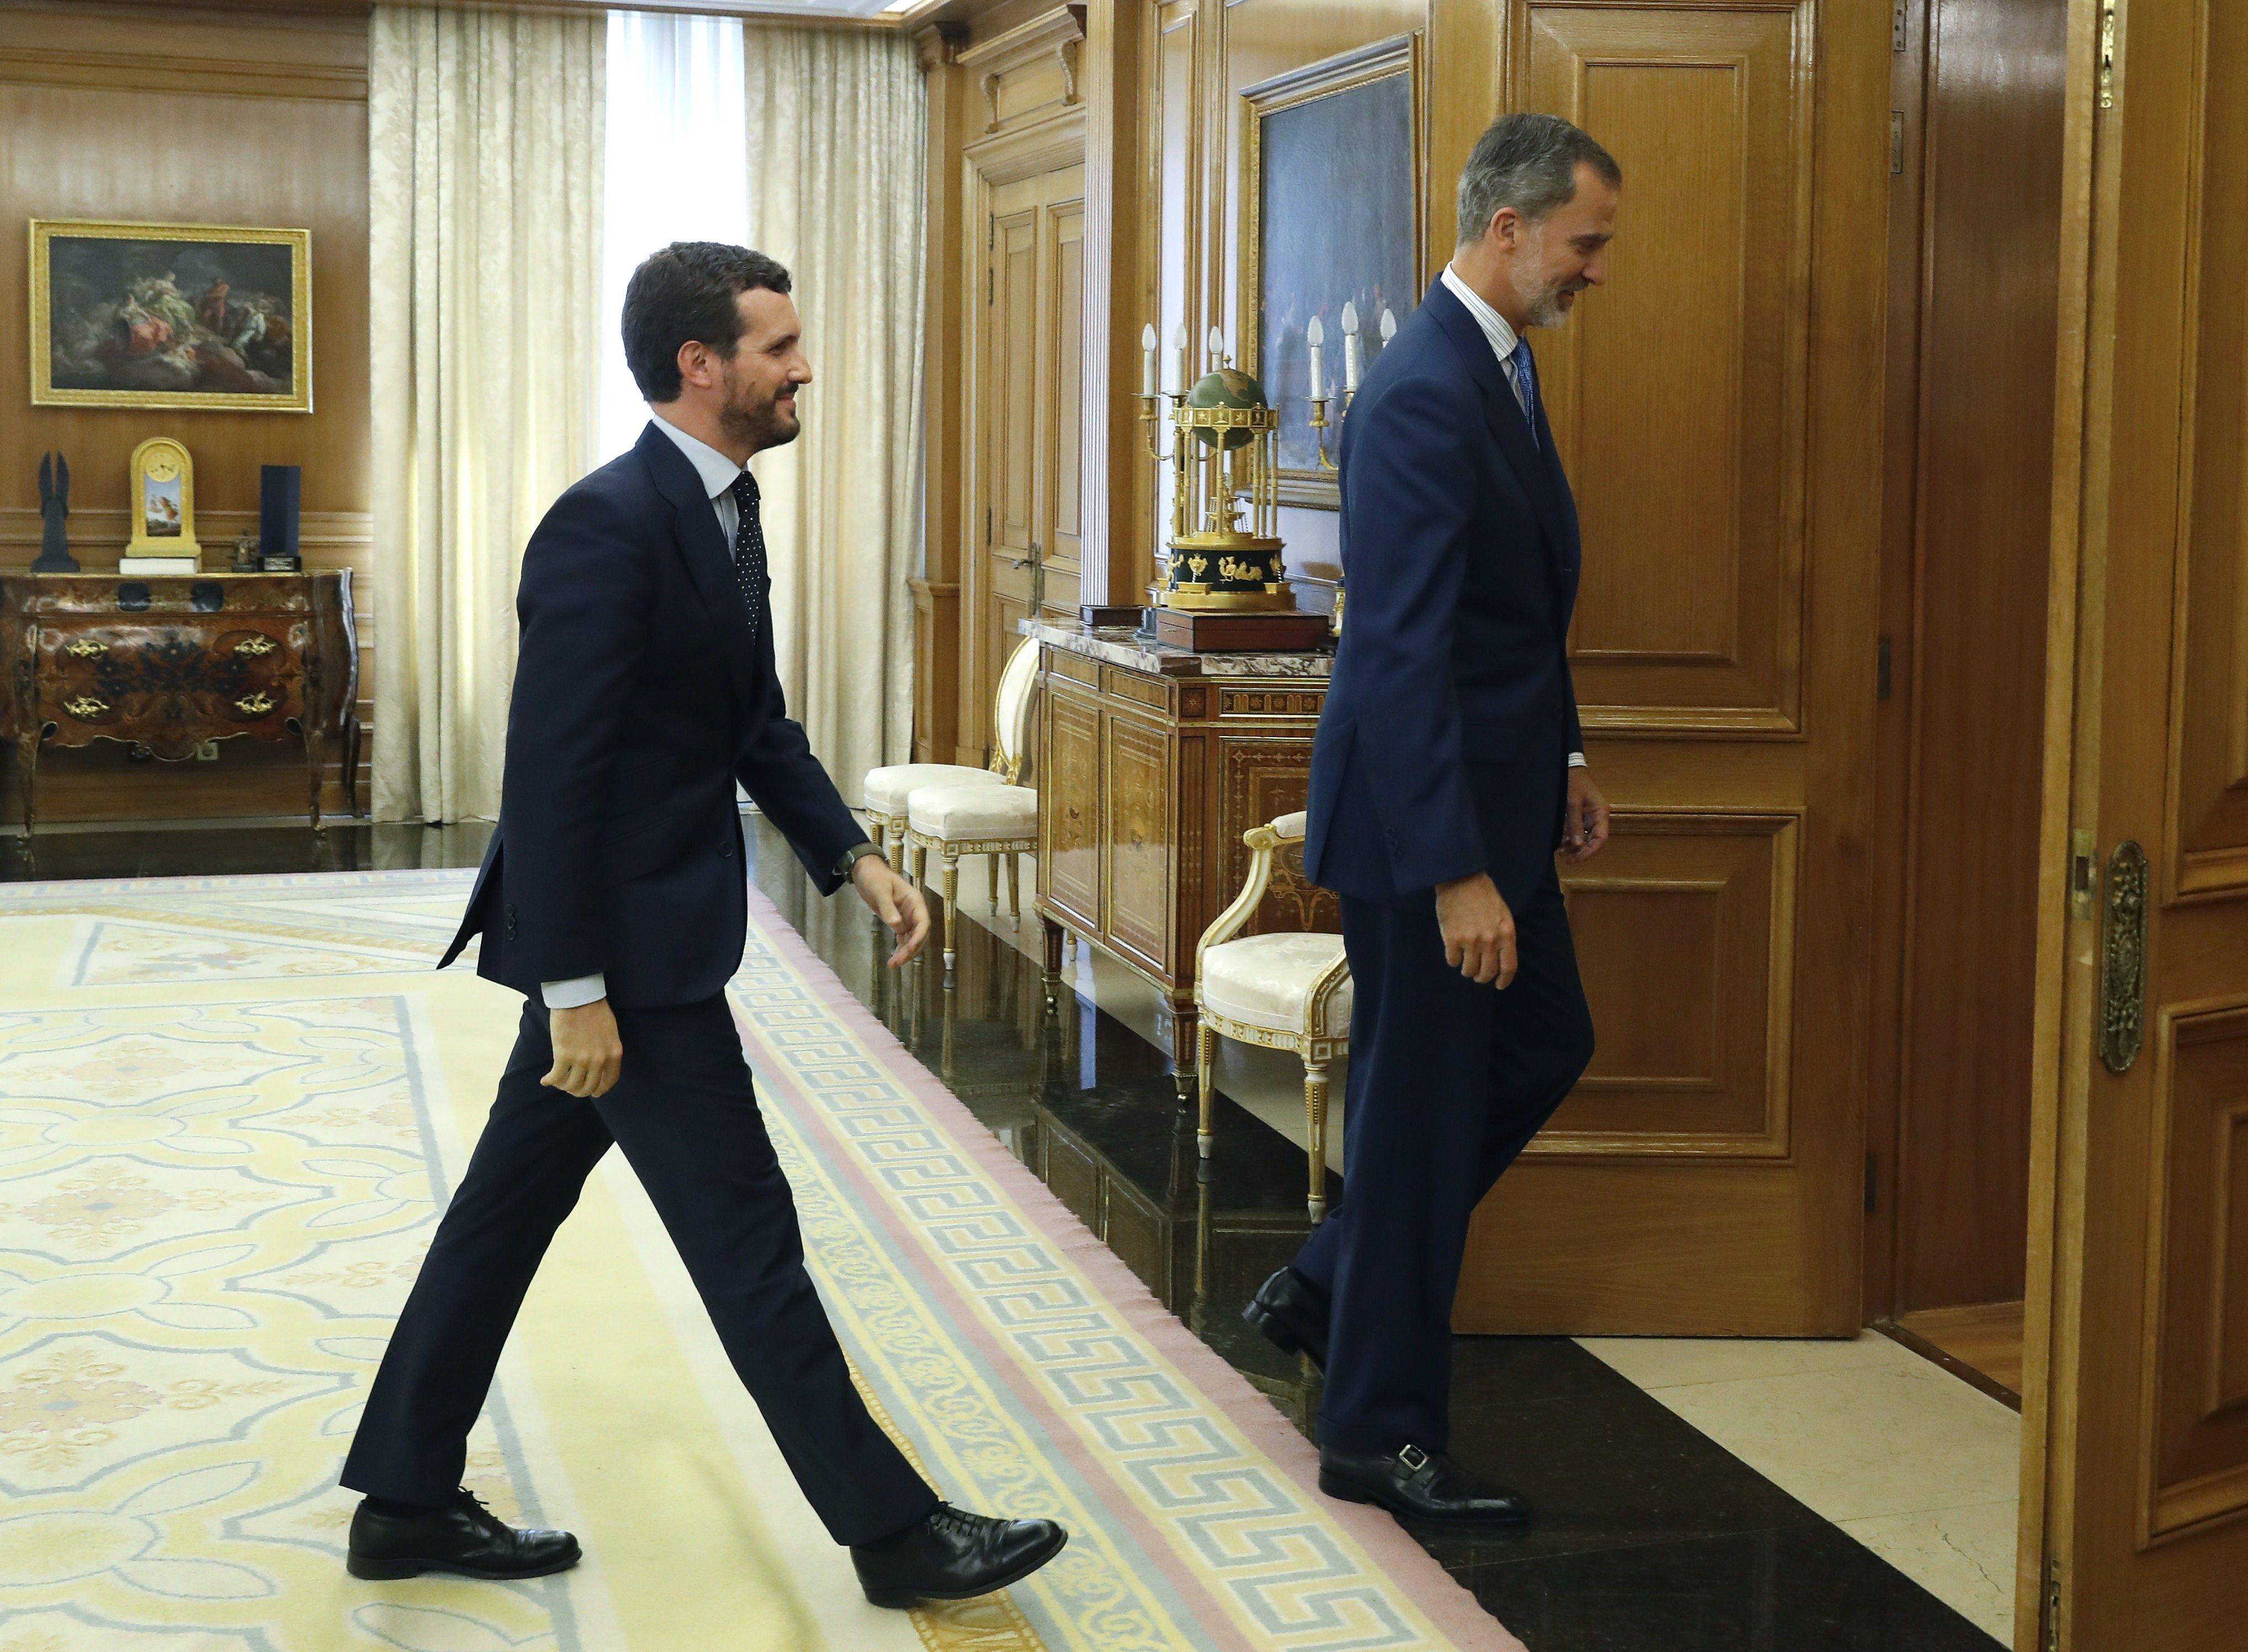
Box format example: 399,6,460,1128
1242,116,1621,1522
340,243,1067,1607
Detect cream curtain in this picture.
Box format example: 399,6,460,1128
742,26,928,798
368,6,605,823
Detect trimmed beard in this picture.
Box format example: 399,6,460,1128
717,362,800,451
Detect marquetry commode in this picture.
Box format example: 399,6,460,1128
1,570,359,834
1028,620,1340,1095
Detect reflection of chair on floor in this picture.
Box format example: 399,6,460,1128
1192,811,1350,1221
903,638,1041,976
861,631,1040,907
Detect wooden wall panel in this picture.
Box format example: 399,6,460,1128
1102,705,1173,967
1040,682,1102,923
0,2,372,821
1525,4,1811,732
2148,1006,2248,1538
1551,813,1796,1155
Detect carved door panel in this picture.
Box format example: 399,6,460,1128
2026,4,2248,1645
968,157,1085,765
1103,703,1175,974
1451,2,1886,1335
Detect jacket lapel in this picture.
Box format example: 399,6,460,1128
634,421,760,715
1422,282,1573,561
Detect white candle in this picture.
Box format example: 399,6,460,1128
1306,314,1325,400
1340,300,1361,393
1170,324,1188,394
1206,325,1224,369
1141,322,1158,396
1379,306,1398,345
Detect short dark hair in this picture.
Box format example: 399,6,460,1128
621,241,793,402
1456,113,1622,246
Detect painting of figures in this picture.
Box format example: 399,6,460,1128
1243,39,1422,507
30,220,311,412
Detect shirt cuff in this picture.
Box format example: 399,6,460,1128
1567,751,1588,769
832,840,884,881
540,973,607,1010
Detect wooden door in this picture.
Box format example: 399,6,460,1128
968,155,1084,766
1450,2,1890,1336
2023,3,2248,1645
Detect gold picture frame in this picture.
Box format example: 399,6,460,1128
126,437,201,560
1240,35,1426,510
30,218,312,413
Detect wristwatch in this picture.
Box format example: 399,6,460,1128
832,840,886,880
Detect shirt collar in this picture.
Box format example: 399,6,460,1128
1441,263,1520,366
650,411,747,502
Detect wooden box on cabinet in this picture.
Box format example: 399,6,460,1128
1031,624,1337,1090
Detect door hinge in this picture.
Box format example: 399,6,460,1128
2043,1552,2064,1652
1876,635,1893,700
984,506,993,545
1892,2,1908,52
1864,1151,1878,1215
2097,0,2117,109
988,267,995,304
1890,112,1906,176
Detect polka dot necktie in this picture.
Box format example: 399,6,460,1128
727,470,769,645
1508,336,1541,448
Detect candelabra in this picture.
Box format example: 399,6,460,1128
1304,301,1397,471
1134,324,1291,612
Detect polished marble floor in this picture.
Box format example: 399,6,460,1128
3,813,2010,1651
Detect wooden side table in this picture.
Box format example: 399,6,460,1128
1030,621,1338,1098
1,570,359,834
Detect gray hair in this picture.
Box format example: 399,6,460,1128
1456,113,1622,246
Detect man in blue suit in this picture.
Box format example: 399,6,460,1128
1243,115,1621,1522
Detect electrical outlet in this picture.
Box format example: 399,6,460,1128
195,740,220,762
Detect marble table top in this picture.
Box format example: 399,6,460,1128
1021,617,1333,679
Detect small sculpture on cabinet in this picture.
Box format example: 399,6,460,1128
33,452,77,572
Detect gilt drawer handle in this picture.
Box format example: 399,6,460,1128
64,637,106,659
235,691,278,716
63,694,109,718
234,636,277,657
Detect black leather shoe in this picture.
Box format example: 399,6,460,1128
1241,1266,1329,1371
347,1489,581,1581
1318,1444,1532,1524
851,1502,1068,1608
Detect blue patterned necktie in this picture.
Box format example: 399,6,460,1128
1508,336,1541,448
727,470,768,644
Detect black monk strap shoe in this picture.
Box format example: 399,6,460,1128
850,1502,1069,1608
1318,1444,1533,1525
346,1488,581,1581
1241,1266,1329,1372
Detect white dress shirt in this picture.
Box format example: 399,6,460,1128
1439,263,1588,772
538,416,748,1012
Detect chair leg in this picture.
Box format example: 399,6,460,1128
1003,851,1020,924
879,817,899,871
941,851,961,976
985,852,1000,915
1197,1022,1218,1159
1305,1060,1330,1223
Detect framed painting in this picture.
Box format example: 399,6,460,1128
1241,35,1424,509
29,219,311,412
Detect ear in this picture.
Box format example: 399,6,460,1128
675,338,708,393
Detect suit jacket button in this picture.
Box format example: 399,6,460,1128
719,838,735,859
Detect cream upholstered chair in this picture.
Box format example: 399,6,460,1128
904,637,1042,975
863,632,1038,888
1193,811,1351,1221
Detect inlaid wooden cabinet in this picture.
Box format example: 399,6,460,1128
1032,626,1337,1090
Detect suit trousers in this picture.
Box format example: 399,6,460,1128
1290,864,1595,1456
340,994,937,1546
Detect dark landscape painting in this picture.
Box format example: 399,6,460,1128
35,224,308,409
1256,70,1417,493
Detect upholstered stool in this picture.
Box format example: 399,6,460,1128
863,632,1038,896
1193,811,1351,1221
905,781,1038,974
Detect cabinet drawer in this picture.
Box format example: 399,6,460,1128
1102,666,1172,713
1045,646,1100,687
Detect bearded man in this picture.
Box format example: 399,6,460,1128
339,243,1068,1608
1241,115,1620,1523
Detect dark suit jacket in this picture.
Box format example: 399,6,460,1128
439,421,864,1007
1303,278,1584,903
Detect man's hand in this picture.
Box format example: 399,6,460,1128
1561,767,1610,863
543,999,623,1097
1435,871,1518,988
853,854,930,968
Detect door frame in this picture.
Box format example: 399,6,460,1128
958,110,1086,769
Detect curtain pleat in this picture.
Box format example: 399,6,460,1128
369,6,604,823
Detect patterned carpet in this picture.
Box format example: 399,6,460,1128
0,869,1515,1652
